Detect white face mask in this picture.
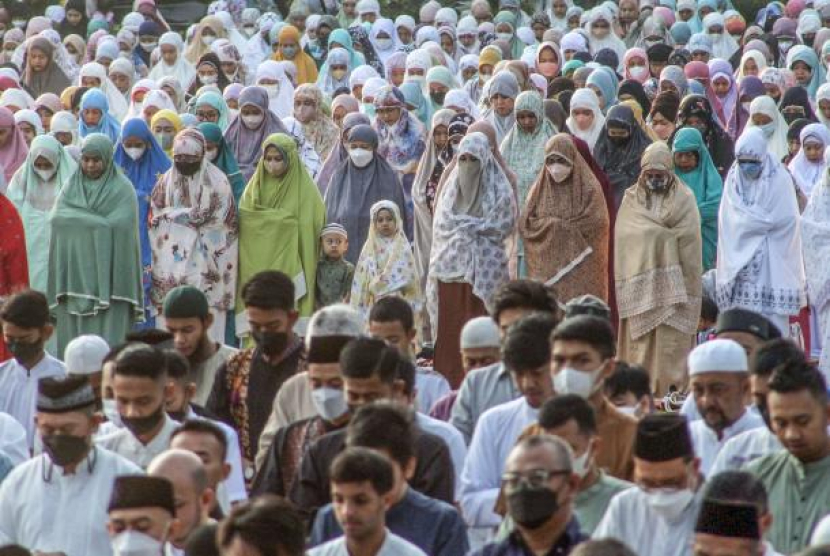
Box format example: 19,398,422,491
375,37,394,50
103,399,122,427
572,446,593,478
548,162,571,183
200,74,218,85
628,65,647,78
202,35,216,47
34,167,57,181
349,147,374,167
140,42,157,52
125,146,145,161
260,83,279,98
497,32,513,42
242,113,264,129
205,148,218,161
643,487,696,522
111,530,164,556
311,387,349,422
553,364,603,399
243,25,256,37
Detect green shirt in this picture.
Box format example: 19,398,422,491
744,450,830,554
315,257,355,308
497,471,632,538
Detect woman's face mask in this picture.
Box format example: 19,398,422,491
739,159,763,179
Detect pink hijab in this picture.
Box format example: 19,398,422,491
0,107,29,182
623,48,650,84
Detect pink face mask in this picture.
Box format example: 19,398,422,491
538,61,559,78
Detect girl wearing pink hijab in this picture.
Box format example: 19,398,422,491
623,48,650,83
0,107,29,184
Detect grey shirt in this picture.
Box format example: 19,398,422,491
450,362,520,445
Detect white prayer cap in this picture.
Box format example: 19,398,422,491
688,339,748,376
64,335,110,376
460,317,500,350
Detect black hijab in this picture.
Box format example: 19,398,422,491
673,94,734,177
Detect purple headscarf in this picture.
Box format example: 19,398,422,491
223,86,287,181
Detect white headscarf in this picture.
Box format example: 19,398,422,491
742,95,789,161
802,148,830,372
703,12,739,60
818,83,830,129
716,127,806,317
369,18,400,70
586,6,626,71
566,88,606,152
788,123,830,197
149,32,197,89
255,60,295,119
78,62,128,119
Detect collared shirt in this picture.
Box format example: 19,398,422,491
416,412,467,499
451,362,520,445
310,487,469,556
0,447,141,556
191,343,238,406
593,486,703,556
461,397,539,528
472,518,587,556
97,414,180,470
690,409,766,474
710,426,782,474
744,451,830,554
308,529,427,556
0,354,65,448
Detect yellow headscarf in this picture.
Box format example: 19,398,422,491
272,25,319,86
150,109,183,157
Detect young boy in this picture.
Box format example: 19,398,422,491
316,223,355,308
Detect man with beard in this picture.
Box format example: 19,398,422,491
162,286,238,407
687,339,765,474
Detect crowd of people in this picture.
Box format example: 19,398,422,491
1,0,830,554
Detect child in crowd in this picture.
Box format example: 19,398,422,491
315,223,354,308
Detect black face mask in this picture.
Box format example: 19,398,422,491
253,330,289,357
608,134,630,146
507,483,560,529
783,111,804,125
120,402,165,436
430,91,447,106
7,338,43,366
42,434,90,468
175,160,201,176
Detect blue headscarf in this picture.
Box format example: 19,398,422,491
79,89,121,142
787,45,825,98
197,122,246,205
113,118,171,327
400,81,431,128
586,67,618,113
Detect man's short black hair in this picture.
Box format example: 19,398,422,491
241,271,295,312
113,343,168,382
704,470,769,514
0,546,32,556
218,496,305,556
502,313,558,374
368,297,414,331
571,539,637,556
163,349,190,381
396,359,416,397
604,362,651,400
347,403,418,470
751,339,805,378
124,329,174,347
330,447,395,496
103,343,131,366
700,296,719,324
768,360,828,405
340,337,402,385
0,290,50,329
539,394,597,436
492,280,560,323
551,315,616,360
185,523,220,556
171,419,228,461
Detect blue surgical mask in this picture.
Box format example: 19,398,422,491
757,121,776,137
739,160,763,179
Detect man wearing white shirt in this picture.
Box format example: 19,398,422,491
593,414,704,556
460,313,558,531
710,339,804,474
308,447,426,556
98,344,180,469
0,375,141,556
0,290,66,448
0,411,28,465
687,339,765,474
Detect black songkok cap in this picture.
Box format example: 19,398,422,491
634,413,694,462
108,476,176,516
37,375,95,414
695,500,760,539
715,308,781,341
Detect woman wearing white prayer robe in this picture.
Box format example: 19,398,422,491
716,128,806,335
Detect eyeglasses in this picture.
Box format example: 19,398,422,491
502,469,570,489
196,110,218,120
